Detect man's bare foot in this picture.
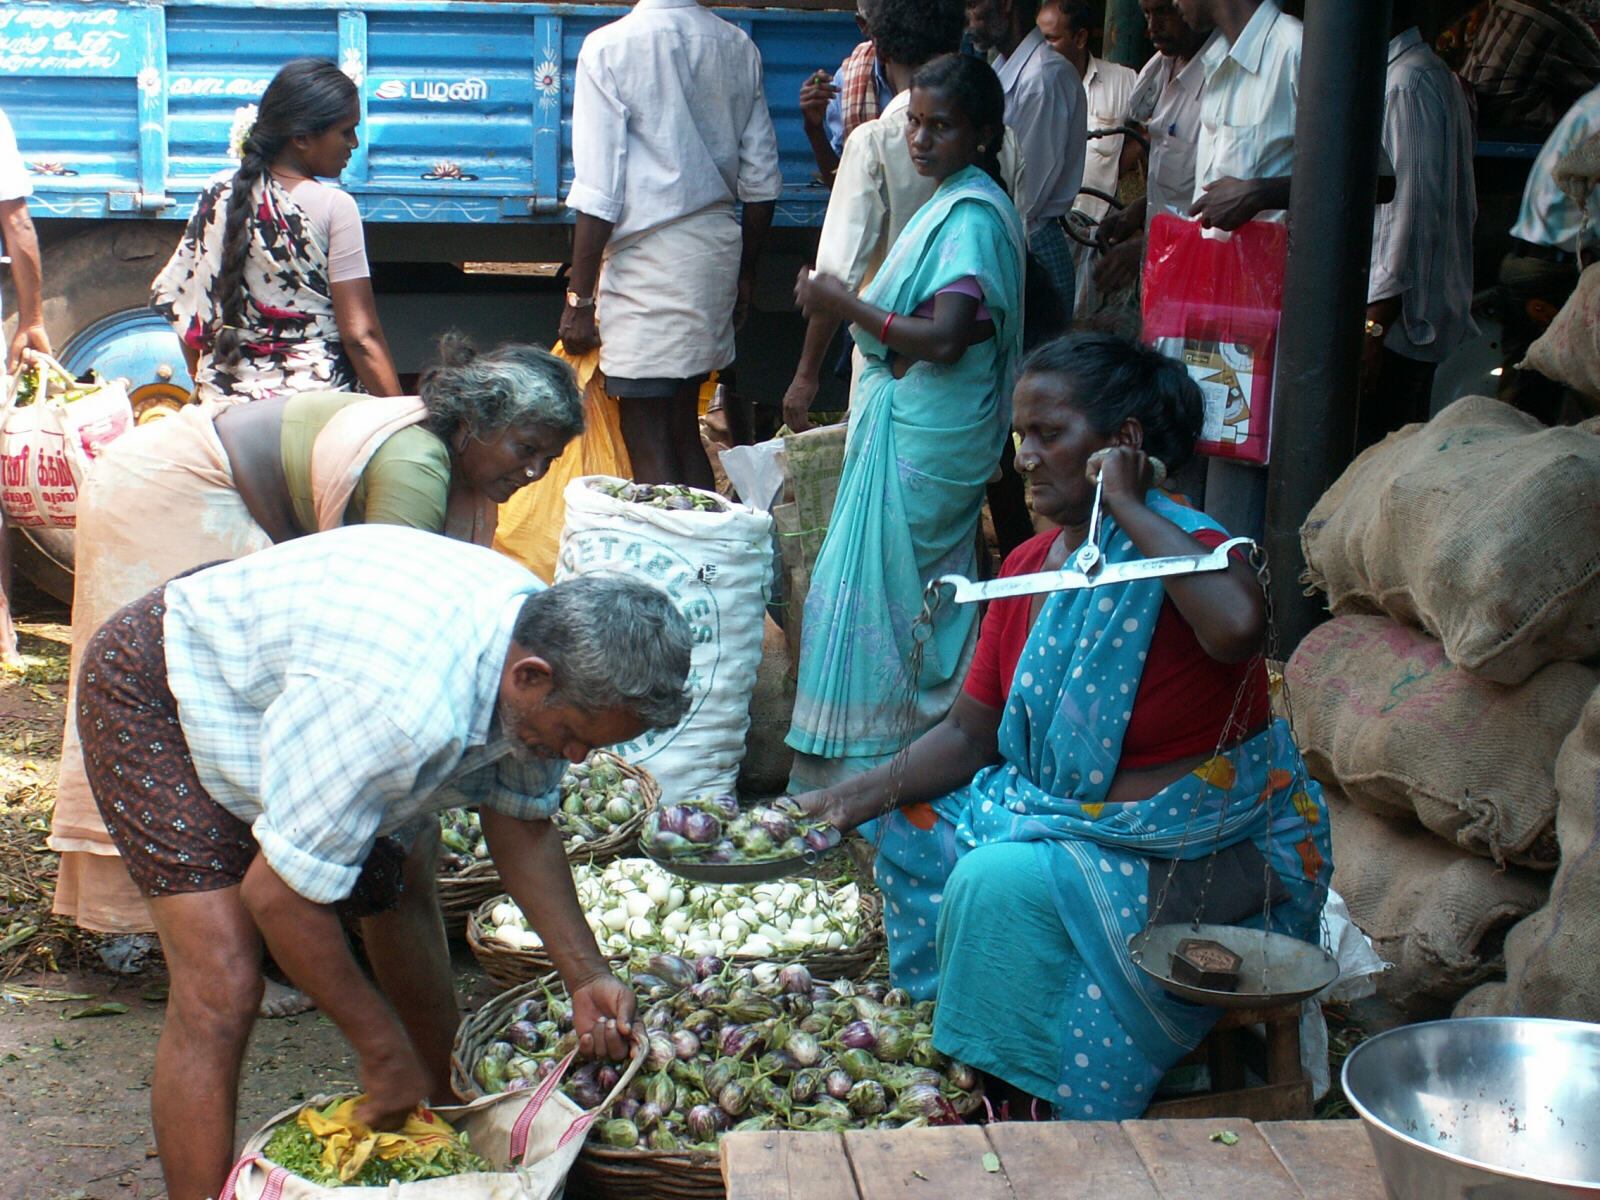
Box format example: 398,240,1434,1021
259,977,315,1019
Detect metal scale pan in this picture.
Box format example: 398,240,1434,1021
1127,923,1340,1008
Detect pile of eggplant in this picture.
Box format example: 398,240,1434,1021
470,957,979,1151
643,794,834,866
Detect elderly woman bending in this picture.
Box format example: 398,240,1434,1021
50,337,582,947
800,333,1330,1119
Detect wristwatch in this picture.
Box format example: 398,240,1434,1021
565,290,596,309
1364,318,1385,340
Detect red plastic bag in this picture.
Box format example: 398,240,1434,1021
1142,213,1288,465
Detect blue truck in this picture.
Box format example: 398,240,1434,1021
0,0,857,399
0,0,857,592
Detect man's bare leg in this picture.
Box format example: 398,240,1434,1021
618,396,678,484
146,887,265,1200
670,384,715,492
359,822,457,1101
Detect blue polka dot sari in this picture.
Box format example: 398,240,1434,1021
880,492,1332,1115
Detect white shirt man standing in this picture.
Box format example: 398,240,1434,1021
1358,14,1477,450
1092,0,1217,296
967,0,1088,322
559,0,783,487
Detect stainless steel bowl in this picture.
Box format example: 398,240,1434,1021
1342,1017,1600,1199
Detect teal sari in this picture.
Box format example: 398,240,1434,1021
786,166,1025,787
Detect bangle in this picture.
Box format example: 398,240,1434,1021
879,311,896,344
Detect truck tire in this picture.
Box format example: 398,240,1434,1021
4,224,185,590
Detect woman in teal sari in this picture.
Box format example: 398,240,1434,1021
798,334,1332,1120
786,53,1026,792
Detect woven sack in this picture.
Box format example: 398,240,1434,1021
1285,615,1594,868
557,477,772,801
1300,395,1600,684
1522,261,1600,401
770,422,847,659
737,615,795,795
1454,682,1600,1022
1328,785,1550,1016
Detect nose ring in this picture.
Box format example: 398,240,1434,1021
524,467,538,479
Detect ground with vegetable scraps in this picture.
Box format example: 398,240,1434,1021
0,589,1375,1199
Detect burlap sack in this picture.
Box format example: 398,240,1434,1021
1329,786,1550,1016
1286,615,1594,868
772,422,847,659
1300,395,1600,684
738,615,796,795
1453,682,1600,1022
1522,262,1600,401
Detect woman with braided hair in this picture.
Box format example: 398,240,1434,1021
152,57,400,403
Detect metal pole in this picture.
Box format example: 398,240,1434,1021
1102,0,1150,68
1264,0,1390,653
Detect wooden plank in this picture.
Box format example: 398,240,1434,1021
1122,1119,1306,1200
721,1130,860,1200
984,1122,1161,1200
842,1125,1014,1200
1143,1080,1313,1121
1258,1121,1388,1200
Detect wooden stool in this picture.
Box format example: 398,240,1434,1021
1143,1003,1313,1121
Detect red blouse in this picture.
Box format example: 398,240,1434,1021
963,528,1270,769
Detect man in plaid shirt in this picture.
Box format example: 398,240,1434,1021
75,525,692,1200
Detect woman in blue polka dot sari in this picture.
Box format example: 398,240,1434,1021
799,333,1331,1120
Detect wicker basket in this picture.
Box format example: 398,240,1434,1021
465,881,886,993
453,972,979,1200
433,751,659,939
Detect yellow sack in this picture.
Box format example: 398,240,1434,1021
493,343,631,583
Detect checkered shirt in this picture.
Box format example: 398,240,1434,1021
160,524,561,904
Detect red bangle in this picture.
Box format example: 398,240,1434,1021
879,312,896,344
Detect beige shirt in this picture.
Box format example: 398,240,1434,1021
1078,55,1138,222
815,90,1024,291
1129,36,1217,227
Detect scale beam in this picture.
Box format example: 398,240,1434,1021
933,537,1256,604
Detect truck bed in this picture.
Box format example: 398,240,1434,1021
0,0,860,229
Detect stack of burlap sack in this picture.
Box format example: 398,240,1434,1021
1290,396,1600,1020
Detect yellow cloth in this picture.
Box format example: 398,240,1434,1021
300,1098,462,1184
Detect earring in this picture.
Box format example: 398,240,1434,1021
977,143,987,153
524,467,538,480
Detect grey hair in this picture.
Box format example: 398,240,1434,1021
512,573,693,730
418,331,583,443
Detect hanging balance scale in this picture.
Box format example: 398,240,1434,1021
927,454,1339,1009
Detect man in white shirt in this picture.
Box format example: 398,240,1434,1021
1178,0,1298,230
0,105,48,670
559,0,783,488
1497,83,1600,423
1359,7,1478,450
1037,0,1137,315
1092,1,1217,295
1171,0,1301,537
967,0,1088,320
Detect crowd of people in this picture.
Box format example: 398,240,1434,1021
2,0,1600,1195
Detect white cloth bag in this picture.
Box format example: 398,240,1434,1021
220,1045,640,1199
0,354,134,528
557,476,773,801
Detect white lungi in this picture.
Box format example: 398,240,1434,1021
597,204,742,382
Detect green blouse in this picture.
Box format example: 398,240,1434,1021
279,391,452,535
